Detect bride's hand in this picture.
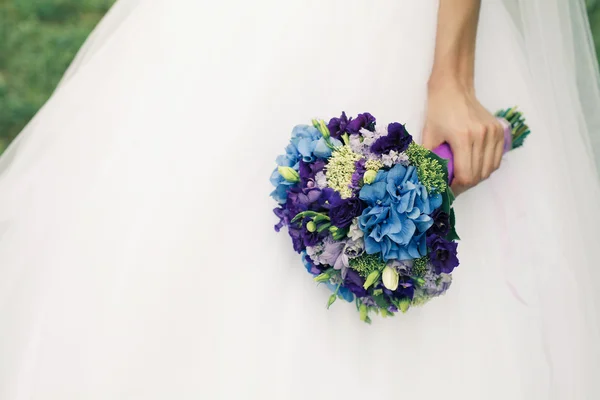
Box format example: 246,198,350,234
422,83,505,196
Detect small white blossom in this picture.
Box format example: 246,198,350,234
348,218,364,242
315,171,328,189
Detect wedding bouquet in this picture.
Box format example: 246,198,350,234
271,109,529,323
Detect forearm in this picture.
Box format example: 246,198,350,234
428,0,481,92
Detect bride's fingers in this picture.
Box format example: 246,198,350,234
448,132,474,189
493,131,505,170
482,124,500,179
471,126,486,184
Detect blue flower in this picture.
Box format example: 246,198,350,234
385,164,442,217
270,143,302,204
291,124,342,162
301,251,321,276
358,164,442,261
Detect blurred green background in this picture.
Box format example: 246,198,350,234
1,0,600,153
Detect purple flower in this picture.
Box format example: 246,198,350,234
286,186,331,215
301,251,322,275
371,123,413,155
329,197,365,229
299,160,326,184
327,112,350,139
427,235,459,274
429,209,450,237
273,206,291,232
344,269,367,297
287,226,306,253
289,220,326,252
382,276,415,300
346,112,376,135
350,159,367,192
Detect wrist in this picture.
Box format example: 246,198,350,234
427,71,475,98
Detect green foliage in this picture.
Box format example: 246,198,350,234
349,253,386,278
0,0,114,151
411,257,429,278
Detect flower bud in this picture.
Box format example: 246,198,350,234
327,294,337,309
363,170,377,184
398,298,411,313
306,221,317,232
278,166,300,183
359,304,368,322
312,119,331,140
363,270,381,290
314,272,330,283
381,266,399,291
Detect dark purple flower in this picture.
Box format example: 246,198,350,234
427,235,459,274
316,187,337,211
273,206,291,232
429,209,450,237
327,112,350,139
287,226,305,253
344,269,368,297
382,277,415,300
346,112,376,134
329,197,365,228
287,185,330,214
288,220,327,253
371,122,413,155
299,160,325,184
350,159,367,192
301,220,326,248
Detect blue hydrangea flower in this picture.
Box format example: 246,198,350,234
270,143,301,203
291,124,342,161
358,164,442,261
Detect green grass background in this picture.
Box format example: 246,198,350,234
1,0,600,152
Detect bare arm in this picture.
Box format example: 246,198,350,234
422,0,504,195
429,0,481,92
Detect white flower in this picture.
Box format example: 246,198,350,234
397,153,410,166
348,218,364,241
315,171,328,189
306,243,324,264
382,266,399,291
349,135,364,154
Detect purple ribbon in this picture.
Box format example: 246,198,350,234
432,118,512,185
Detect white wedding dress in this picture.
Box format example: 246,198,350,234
1,0,600,399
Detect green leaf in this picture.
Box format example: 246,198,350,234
312,214,330,224
373,294,390,310
441,186,456,214
441,190,451,214
446,227,460,242
447,187,456,206
291,211,327,224
445,208,460,241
